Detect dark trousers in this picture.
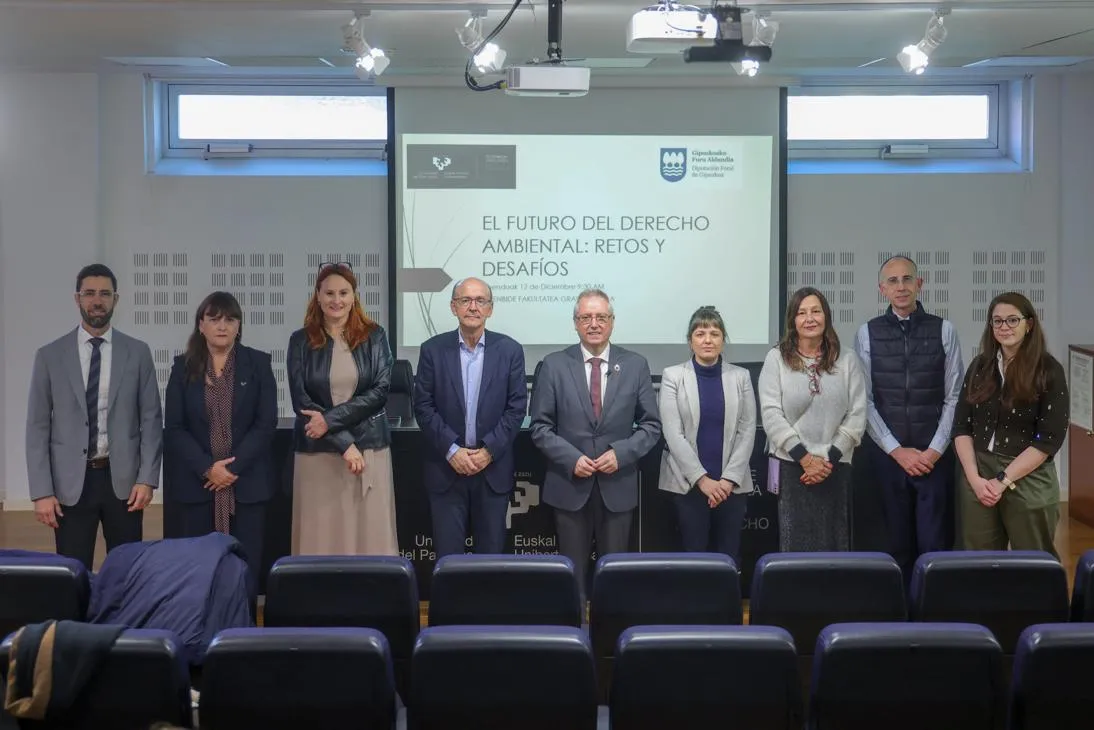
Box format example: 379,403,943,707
674,488,749,567
179,501,267,601
870,440,955,580
55,465,142,571
428,474,511,558
554,481,634,603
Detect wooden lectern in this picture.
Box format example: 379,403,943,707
1069,344,1094,527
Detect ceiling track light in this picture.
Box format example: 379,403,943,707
456,11,508,74
898,8,949,75
341,11,390,79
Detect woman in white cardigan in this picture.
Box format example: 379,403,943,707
758,287,867,552
659,306,757,566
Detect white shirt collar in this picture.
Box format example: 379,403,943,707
581,343,610,363
78,325,113,345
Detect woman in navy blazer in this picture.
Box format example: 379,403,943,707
165,291,278,599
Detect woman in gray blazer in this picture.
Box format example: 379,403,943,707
659,306,757,565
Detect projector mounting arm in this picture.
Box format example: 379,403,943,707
547,0,563,62
709,1,743,43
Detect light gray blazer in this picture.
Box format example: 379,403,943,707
658,359,757,495
529,344,662,513
26,327,163,505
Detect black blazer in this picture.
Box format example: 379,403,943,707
287,325,392,454
164,345,278,505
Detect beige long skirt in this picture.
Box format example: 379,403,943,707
291,445,399,556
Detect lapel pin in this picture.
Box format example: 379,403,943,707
613,364,621,373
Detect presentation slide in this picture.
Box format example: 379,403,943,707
396,133,777,371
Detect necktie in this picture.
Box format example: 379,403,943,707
589,357,602,421
86,337,104,457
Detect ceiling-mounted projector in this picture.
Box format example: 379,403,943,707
505,65,590,97
627,7,718,54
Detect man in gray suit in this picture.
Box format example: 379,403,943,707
530,289,661,599
26,264,163,569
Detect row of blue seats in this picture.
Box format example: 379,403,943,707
5,547,1089,706
2,620,1092,729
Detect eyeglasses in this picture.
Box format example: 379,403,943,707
318,261,352,272
575,314,613,326
991,316,1027,330
453,297,492,308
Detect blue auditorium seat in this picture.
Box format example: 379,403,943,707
0,627,192,729
611,625,801,730
263,554,418,701
910,550,1069,653
200,627,396,730
408,625,597,730
1070,549,1094,621
0,551,90,640
428,554,581,627
810,622,1005,730
1009,623,1094,730
590,552,742,701
750,551,907,653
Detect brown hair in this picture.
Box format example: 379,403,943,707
184,291,243,382
303,264,376,350
687,305,727,341
777,286,840,373
966,291,1049,408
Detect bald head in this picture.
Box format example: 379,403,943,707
452,277,493,301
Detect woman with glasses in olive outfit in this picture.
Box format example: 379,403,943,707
759,287,867,552
287,262,398,556
954,291,1069,558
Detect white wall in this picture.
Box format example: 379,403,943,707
98,74,387,427
0,72,101,508
1059,74,1094,350
788,77,1062,365
1,71,1092,508
0,72,386,508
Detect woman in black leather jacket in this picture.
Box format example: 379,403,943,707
287,262,398,555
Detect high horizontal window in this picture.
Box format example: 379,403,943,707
787,85,1003,159
161,82,388,159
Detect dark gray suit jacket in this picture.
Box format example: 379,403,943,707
26,327,163,505
529,344,661,512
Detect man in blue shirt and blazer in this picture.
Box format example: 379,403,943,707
414,277,527,557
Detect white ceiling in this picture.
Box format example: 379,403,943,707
2,0,1093,81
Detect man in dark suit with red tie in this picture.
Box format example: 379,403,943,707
414,277,527,557
529,289,662,600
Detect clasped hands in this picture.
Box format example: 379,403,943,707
891,447,942,477
449,447,493,476
968,471,1007,508
204,456,237,491
574,449,618,478
696,475,736,508
799,453,833,485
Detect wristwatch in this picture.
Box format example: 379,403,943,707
995,470,1016,490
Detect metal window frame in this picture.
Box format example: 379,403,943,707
787,84,1005,160
161,80,388,159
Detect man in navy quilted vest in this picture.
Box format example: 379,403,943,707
854,255,964,581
